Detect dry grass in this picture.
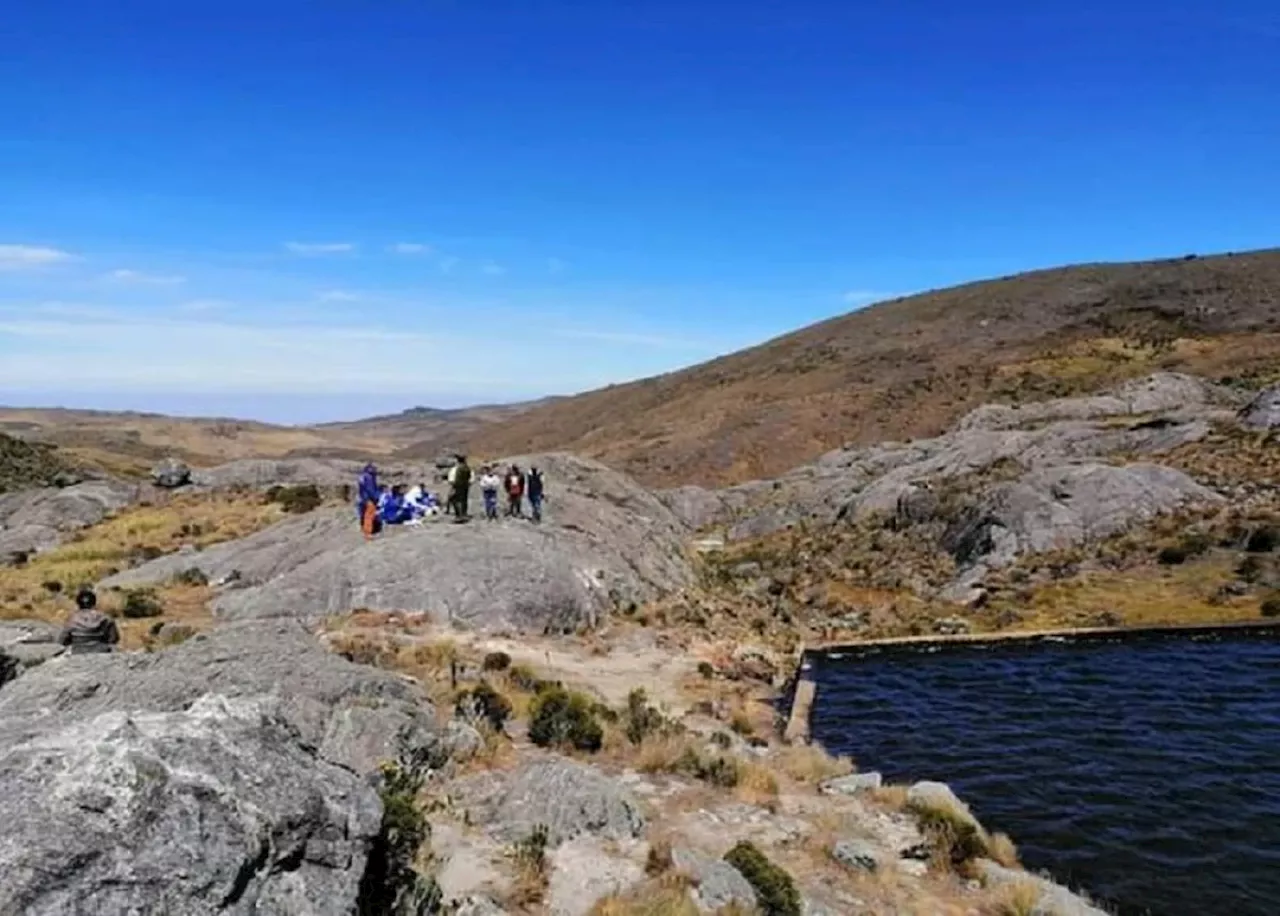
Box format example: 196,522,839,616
734,761,780,808
0,492,285,628
986,833,1020,869
870,784,909,810
985,879,1045,916
769,744,855,786
588,874,700,916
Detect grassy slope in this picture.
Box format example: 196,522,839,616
464,248,1280,486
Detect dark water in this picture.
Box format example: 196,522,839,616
808,632,1280,916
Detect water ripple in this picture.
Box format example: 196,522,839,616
810,635,1280,916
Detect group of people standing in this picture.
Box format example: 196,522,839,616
356,458,545,539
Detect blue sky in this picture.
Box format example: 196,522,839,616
2,1,1277,423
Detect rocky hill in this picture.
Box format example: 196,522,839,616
463,248,1280,486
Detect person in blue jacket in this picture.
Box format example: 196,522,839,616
379,485,412,525
357,463,380,539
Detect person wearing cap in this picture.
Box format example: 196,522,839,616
58,588,121,654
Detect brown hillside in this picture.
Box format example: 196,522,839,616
464,248,1280,486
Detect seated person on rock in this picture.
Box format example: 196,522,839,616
58,588,120,654
378,484,414,525
405,483,439,518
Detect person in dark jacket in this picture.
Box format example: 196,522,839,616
526,466,545,523
59,588,120,654
357,463,380,539
448,455,472,520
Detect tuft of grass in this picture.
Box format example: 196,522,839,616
1261,591,1280,618
264,483,324,514
454,681,513,732
120,587,164,619
506,824,550,907
770,744,855,785
723,841,801,916
588,874,699,916
908,792,991,868
987,832,1020,868
987,879,1044,916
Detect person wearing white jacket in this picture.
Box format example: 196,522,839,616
479,467,501,520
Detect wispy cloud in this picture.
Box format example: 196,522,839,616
481,262,507,276
439,256,460,274
389,242,432,255
317,289,361,303
547,258,567,275
0,244,74,270
179,298,233,313
553,328,706,349
105,268,186,285
284,241,356,256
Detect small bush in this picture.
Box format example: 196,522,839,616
508,824,550,906
358,760,433,916
132,545,165,562
172,567,209,587
1237,555,1268,583
1156,544,1190,566
121,588,164,619
267,483,323,514
697,661,715,679
508,663,547,693
675,748,740,788
1261,592,1280,618
481,650,512,672
528,686,604,752
623,688,671,746
455,681,513,731
723,841,801,916
1246,526,1280,554
41,580,63,594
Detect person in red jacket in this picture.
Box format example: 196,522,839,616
504,464,526,518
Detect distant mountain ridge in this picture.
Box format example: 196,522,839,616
460,248,1280,486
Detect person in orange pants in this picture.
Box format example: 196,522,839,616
357,463,380,540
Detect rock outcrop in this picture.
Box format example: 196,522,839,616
1239,384,1280,429
0,478,138,556
103,453,693,633
150,457,192,488
0,620,442,915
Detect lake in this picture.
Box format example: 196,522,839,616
808,631,1280,916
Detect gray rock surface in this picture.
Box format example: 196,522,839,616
0,478,138,555
831,839,880,872
151,456,192,488
942,463,1219,573
977,860,1110,916
820,772,883,795
460,758,646,846
548,836,645,916
671,846,757,912
1239,384,1280,429
104,453,693,633
0,619,443,916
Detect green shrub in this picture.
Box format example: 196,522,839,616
357,760,436,916
623,688,671,745
1261,592,1280,618
508,663,547,693
528,686,603,752
1156,544,1190,566
697,660,715,679
41,580,63,594
481,650,512,672
455,681,513,731
266,483,323,514
121,588,164,619
1237,555,1269,583
172,567,209,587
723,841,801,916
674,748,740,788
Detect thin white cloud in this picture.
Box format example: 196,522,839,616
842,289,895,305
547,258,567,275
0,314,725,396
389,242,432,255
179,298,233,313
438,256,460,274
105,268,186,285
554,328,705,349
284,241,356,256
481,262,507,276
0,244,74,270
317,289,361,303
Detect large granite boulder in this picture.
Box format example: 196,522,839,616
103,453,693,633
0,478,139,556
0,620,442,915
942,463,1219,571
150,457,192,488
